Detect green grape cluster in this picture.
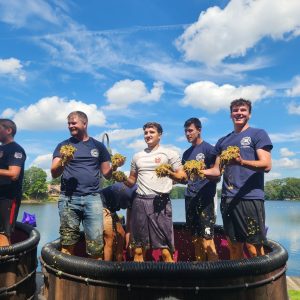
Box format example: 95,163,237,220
183,160,205,180
219,146,240,173
111,153,126,168
155,164,172,177
112,171,128,182
59,144,77,166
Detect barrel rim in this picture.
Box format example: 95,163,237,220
0,221,40,258
41,223,288,281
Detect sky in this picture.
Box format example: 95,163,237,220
0,0,300,182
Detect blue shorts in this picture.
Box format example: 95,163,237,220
58,193,104,256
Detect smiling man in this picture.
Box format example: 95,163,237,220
51,111,113,259
122,122,186,262
202,99,273,260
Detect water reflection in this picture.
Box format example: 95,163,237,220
17,199,300,276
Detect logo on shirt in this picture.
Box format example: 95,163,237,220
0,151,3,158
196,153,205,161
155,157,161,164
241,137,251,147
91,149,99,157
14,152,23,159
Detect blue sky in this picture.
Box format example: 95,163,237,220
1,0,300,181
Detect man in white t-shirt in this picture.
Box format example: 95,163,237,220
121,122,186,262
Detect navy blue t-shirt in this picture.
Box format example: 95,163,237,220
0,141,26,198
182,141,217,198
102,183,137,212
53,137,111,196
215,127,273,200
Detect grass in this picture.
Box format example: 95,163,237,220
289,290,300,300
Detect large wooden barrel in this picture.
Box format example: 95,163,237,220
41,223,288,300
0,222,40,300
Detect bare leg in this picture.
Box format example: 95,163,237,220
227,237,244,260
192,237,206,261
205,238,219,261
103,208,114,261
246,243,265,257
161,248,174,263
115,222,125,261
0,234,10,247
134,247,145,262
61,244,75,255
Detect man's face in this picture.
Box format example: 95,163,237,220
0,123,9,143
68,116,87,137
144,126,161,148
185,124,200,144
231,104,251,127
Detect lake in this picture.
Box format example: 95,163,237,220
17,199,300,276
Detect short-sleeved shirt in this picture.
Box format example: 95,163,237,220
0,141,26,198
53,137,111,196
131,146,182,195
215,127,273,199
182,141,217,198
102,183,137,212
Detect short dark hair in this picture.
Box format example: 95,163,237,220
143,122,163,134
230,98,252,113
67,111,88,123
184,118,202,130
0,119,17,137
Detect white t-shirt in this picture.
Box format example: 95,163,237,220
131,145,182,195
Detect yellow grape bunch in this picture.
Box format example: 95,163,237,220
183,160,206,180
112,171,128,182
219,146,240,173
155,164,173,178
59,144,77,166
111,153,126,168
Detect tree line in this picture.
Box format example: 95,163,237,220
22,166,300,201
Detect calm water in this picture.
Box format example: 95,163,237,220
17,199,300,276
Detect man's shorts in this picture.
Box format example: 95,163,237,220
221,197,266,245
185,195,215,239
130,194,174,252
0,196,19,237
58,193,104,256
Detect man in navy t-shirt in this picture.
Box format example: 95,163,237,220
51,111,113,258
182,118,218,261
202,99,272,260
0,119,26,247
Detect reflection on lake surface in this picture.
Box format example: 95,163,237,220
17,199,300,276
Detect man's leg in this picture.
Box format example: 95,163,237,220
192,236,206,261
0,234,10,247
115,220,125,261
58,195,81,256
205,238,219,261
227,237,244,260
103,208,114,261
161,248,174,263
133,247,145,262
246,243,265,257
84,194,104,260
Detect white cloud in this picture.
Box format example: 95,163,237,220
2,96,106,131
0,0,61,28
269,131,300,143
0,58,26,81
288,103,300,115
180,81,272,112
95,128,143,142
272,158,300,169
279,148,295,157
176,0,300,65
265,171,282,182
104,80,164,110
161,144,183,155
30,153,52,169
286,76,300,97
127,139,146,151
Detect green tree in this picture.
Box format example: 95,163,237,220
50,175,61,185
170,185,185,199
265,177,300,200
23,166,48,200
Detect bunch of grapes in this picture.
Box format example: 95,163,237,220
219,146,240,173
112,171,128,182
155,164,173,177
183,160,205,180
111,153,126,168
59,144,77,166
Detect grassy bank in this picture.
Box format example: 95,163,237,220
289,290,300,300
